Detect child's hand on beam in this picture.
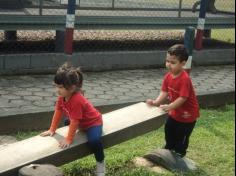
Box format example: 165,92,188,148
40,130,55,137
59,139,70,149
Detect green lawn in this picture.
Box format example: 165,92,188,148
61,104,235,176
212,29,235,43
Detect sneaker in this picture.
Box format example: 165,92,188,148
95,161,105,176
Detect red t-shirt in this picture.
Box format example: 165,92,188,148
55,92,102,129
162,71,200,123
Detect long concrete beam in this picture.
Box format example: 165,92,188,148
0,102,167,176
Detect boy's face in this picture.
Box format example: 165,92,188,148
165,54,186,75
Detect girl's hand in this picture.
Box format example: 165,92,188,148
59,139,70,149
146,99,155,106
40,130,55,137
160,104,171,112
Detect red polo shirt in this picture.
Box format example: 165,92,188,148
162,71,200,123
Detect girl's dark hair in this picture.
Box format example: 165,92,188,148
54,62,83,91
167,44,189,62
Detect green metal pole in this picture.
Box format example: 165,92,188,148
178,0,183,17
184,26,195,74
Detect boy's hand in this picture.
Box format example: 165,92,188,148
146,99,155,106
160,104,171,112
40,130,55,137
59,139,70,149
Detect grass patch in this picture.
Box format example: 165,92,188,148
14,130,43,141
61,104,235,176
212,29,235,43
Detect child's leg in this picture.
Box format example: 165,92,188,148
86,125,105,162
174,121,196,157
164,117,177,150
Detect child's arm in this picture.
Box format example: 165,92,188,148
160,97,187,112
59,119,79,149
146,91,168,106
40,110,62,137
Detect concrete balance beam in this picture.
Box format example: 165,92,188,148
0,102,167,176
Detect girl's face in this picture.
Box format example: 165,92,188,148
165,54,186,76
55,84,75,100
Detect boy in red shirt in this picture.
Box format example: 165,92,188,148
146,44,200,157
40,63,105,176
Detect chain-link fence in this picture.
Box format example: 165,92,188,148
0,0,235,54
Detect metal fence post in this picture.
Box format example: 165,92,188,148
112,0,115,9
178,0,183,18
39,0,43,15
64,0,76,55
195,0,207,50
184,26,195,74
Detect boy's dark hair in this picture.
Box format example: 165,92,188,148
167,44,189,62
54,62,83,90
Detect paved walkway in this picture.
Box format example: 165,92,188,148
0,65,235,117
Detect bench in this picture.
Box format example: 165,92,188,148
0,102,167,176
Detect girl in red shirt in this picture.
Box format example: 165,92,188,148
146,44,200,157
40,63,105,176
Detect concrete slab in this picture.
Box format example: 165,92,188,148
0,102,167,176
0,49,234,74
4,54,31,70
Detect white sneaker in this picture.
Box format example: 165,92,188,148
95,161,105,176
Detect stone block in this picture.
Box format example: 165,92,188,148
144,149,197,172
19,164,63,176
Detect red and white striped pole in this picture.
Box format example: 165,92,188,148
64,0,76,55
184,26,195,74
195,0,207,50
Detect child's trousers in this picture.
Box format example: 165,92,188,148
85,125,105,162
64,118,105,162
164,116,196,157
